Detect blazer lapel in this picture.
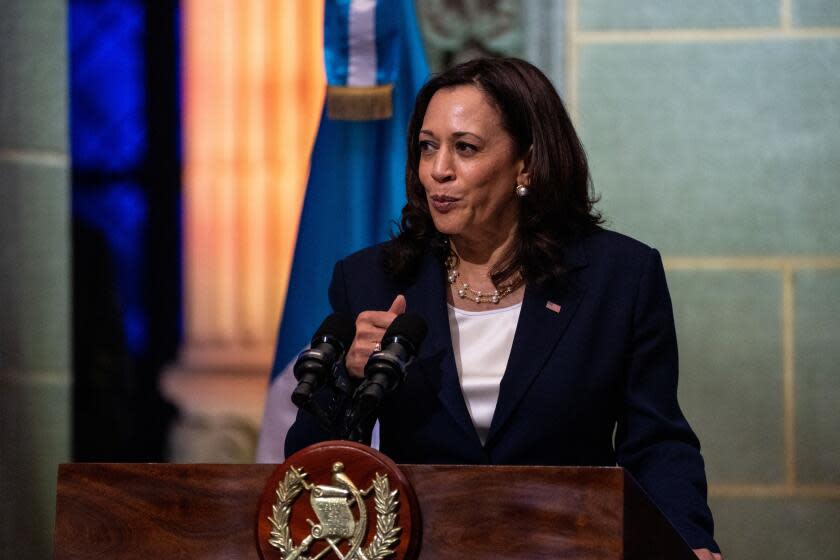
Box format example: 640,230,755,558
485,240,589,446
405,253,481,443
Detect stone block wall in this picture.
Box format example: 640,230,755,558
567,1,840,557
0,1,70,557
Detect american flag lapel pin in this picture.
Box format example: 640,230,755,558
545,301,562,313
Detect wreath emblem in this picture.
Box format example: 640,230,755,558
268,462,401,560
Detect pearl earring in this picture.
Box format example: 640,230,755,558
515,184,529,197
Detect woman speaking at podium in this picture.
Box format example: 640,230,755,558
285,57,721,558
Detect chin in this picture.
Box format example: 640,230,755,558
429,215,464,237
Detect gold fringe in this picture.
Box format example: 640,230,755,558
326,84,393,121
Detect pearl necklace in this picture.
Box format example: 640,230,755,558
445,257,521,305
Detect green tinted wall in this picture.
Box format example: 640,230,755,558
0,1,70,558
569,1,840,558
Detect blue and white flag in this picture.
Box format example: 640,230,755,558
256,0,428,462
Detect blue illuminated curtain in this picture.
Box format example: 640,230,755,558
70,0,180,461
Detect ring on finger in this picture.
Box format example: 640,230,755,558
371,342,382,354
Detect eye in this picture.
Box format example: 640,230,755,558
455,141,478,155
418,140,436,154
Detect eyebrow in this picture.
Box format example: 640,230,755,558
419,129,483,141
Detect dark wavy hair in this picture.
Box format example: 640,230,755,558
384,57,602,287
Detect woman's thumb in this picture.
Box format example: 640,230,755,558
388,294,406,315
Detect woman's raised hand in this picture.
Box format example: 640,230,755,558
345,295,407,379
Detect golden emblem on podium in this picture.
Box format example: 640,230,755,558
256,441,421,560
267,461,401,560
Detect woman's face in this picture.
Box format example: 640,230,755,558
418,85,526,243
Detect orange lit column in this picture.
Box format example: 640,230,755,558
162,0,324,462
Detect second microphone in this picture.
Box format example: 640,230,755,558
354,312,428,417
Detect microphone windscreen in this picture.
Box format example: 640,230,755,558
312,312,356,350
383,313,428,348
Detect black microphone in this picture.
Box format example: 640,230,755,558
355,313,428,416
291,313,356,408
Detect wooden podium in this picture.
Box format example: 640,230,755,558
55,460,696,559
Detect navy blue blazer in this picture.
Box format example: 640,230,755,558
285,228,717,551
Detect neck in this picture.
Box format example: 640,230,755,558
449,219,518,276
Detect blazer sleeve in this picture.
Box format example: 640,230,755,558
284,260,354,456
614,248,719,552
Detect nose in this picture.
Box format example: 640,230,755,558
430,148,454,183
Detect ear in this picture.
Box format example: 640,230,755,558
516,145,534,186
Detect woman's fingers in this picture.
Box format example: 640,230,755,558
358,310,398,329
345,342,373,379
345,295,406,379
345,312,390,378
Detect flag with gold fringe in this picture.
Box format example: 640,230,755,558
256,0,428,461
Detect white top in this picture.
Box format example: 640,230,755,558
447,302,522,445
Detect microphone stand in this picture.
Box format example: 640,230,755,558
293,361,362,439
301,400,335,435
342,379,379,444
